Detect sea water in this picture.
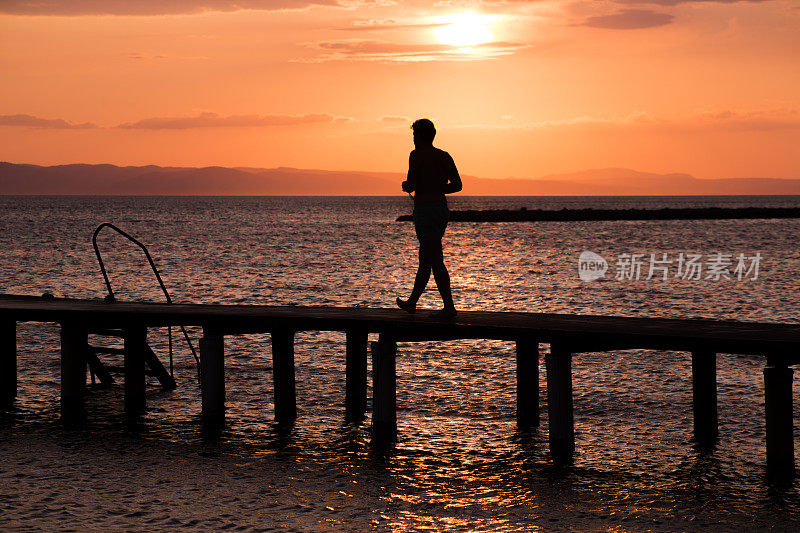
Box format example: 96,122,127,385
1,195,799,531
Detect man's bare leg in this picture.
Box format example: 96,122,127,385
397,245,430,314
427,236,456,317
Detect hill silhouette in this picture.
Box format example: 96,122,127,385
2,162,800,195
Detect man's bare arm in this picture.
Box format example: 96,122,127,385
443,155,462,194
402,151,416,193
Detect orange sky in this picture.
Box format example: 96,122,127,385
1,0,799,180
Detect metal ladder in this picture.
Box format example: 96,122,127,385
87,223,199,389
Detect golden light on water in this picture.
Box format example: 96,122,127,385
432,13,497,47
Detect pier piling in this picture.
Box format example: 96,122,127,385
3,295,799,476
0,319,16,408
345,329,368,422
516,337,539,429
60,322,88,424
124,324,147,415
372,334,397,445
271,329,297,424
692,349,718,446
546,344,574,463
199,326,225,427
764,363,795,479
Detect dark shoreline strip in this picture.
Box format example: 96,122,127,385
396,207,800,222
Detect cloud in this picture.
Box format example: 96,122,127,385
0,114,97,129
338,19,445,32
117,112,340,129
693,109,800,132
125,52,210,61
584,9,674,29
378,115,410,122
127,53,169,60
0,0,342,16
613,0,769,5
3,0,766,16
554,108,800,132
302,39,529,62
460,108,800,133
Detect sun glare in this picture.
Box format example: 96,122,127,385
433,13,496,47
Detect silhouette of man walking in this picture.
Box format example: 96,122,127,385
396,118,462,318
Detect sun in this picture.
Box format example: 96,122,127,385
433,13,496,48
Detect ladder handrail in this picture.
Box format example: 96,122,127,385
92,223,200,377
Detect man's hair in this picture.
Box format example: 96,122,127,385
411,118,436,144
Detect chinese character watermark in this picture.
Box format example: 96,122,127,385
578,251,761,282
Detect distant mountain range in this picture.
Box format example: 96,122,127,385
2,162,800,195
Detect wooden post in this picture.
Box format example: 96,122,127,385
516,336,539,429
199,326,225,427
764,364,794,479
144,344,177,390
123,324,147,415
345,329,368,422
271,329,296,424
1,319,16,408
60,322,88,424
86,348,115,387
692,349,718,445
372,333,397,445
546,343,574,463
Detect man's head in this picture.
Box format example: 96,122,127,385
411,118,436,147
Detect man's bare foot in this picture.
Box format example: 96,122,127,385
431,307,457,319
396,297,416,314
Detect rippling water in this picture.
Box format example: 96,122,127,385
1,195,800,531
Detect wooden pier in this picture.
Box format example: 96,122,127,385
0,294,797,478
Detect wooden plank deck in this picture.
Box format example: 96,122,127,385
1,294,799,359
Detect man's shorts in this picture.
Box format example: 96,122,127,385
413,202,449,240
